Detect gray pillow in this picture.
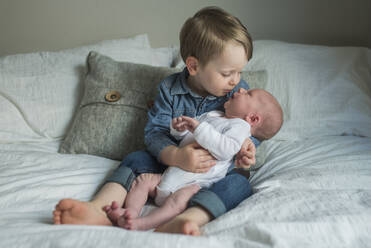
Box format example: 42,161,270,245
59,51,181,160
59,51,267,160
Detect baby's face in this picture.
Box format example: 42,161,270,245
224,88,261,119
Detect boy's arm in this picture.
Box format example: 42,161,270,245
160,142,215,173
193,119,251,161
145,82,216,173
144,82,178,160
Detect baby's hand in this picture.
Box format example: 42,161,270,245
172,117,187,132
172,116,200,133
235,138,256,169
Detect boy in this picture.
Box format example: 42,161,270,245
103,88,283,231
54,6,258,234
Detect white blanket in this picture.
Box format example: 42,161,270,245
0,136,370,248
1,38,371,247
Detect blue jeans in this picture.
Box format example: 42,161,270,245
106,150,252,218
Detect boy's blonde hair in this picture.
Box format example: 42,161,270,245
180,6,253,66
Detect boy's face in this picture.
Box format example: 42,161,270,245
190,41,248,97
224,88,261,119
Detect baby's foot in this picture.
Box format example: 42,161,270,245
117,208,140,230
53,198,112,226
155,217,201,235
103,201,126,225
132,173,162,198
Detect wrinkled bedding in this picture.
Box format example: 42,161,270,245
1,37,371,247
0,136,370,247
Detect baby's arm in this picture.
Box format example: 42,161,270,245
170,117,189,140
172,116,200,133
193,119,251,161
163,116,216,173
153,110,216,173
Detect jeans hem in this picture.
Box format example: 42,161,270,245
105,166,136,192
188,189,227,219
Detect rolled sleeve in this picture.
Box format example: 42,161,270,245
250,136,261,148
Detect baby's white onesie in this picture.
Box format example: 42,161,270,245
155,110,251,206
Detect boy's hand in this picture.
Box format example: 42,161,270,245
172,116,200,133
176,142,216,173
235,138,256,169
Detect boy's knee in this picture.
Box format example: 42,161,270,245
233,168,250,180
228,173,252,195
121,150,160,175
123,151,151,168
185,173,252,217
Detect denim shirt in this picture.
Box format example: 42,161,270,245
144,68,261,161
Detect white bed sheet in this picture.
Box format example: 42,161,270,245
0,136,370,248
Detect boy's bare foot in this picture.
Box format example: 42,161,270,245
154,217,201,236
154,205,211,235
53,198,112,226
103,201,126,225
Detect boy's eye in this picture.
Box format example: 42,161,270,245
222,73,231,77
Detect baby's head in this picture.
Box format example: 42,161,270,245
224,88,283,140
179,7,253,97
180,6,252,66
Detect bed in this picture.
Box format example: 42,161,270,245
0,33,370,248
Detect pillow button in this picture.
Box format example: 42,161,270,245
105,91,121,102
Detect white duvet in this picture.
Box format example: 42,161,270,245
0,136,370,248
1,37,371,247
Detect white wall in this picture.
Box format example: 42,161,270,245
0,0,370,56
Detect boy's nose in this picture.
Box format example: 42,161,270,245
229,79,237,87
229,73,240,86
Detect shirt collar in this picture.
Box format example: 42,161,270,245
170,67,217,100
169,67,189,96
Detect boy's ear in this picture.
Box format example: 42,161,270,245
245,113,261,126
185,56,199,76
